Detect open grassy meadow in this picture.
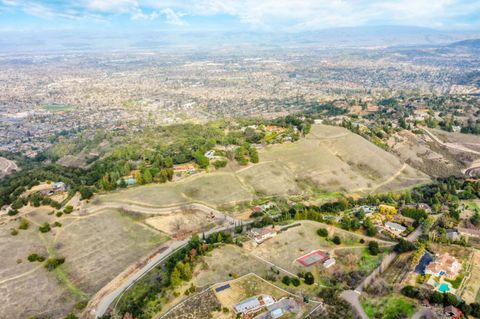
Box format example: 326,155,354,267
98,125,428,210
361,294,417,319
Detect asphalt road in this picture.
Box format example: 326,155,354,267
89,206,246,318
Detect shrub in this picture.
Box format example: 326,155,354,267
52,221,62,228
291,277,301,286
368,241,380,255
28,253,40,262
317,228,328,237
18,218,29,230
44,257,65,271
38,222,51,233
213,160,228,169
56,212,63,217
63,205,73,214
332,236,341,245
282,275,291,286
10,228,18,236
8,209,18,216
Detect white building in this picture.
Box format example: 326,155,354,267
323,258,336,269
250,227,277,244
385,221,406,234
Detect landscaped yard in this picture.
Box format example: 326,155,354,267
362,294,417,319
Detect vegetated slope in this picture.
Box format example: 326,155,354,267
389,129,480,178
100,125,429,208
255,124,428,193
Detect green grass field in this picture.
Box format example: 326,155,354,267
362,294,417,319
43,104,74,112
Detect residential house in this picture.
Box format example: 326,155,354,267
425,253,461,279
446,229,460,241
356,205,376,217
250,227,277,244
204,150,218,159
234,295,275,314
385,221,406,234
444,305,463,319
173,164,196,174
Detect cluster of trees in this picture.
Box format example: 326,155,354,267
234,144,259,165
402,285,480,317
461,122,480,135
1,115,316,207
401,207,428,227
117,231,238,319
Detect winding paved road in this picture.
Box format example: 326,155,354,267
82,201,247,319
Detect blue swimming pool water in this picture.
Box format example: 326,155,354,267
438,283,450,293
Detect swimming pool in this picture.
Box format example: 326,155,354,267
438,283,451,293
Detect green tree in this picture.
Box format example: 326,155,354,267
304,272,314,285
143,169,153,183
249,147,259,163
332,236,341,245
368,241,380,255
193,151,209,169
170,267,182,287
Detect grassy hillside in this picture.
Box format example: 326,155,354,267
98,124,429,208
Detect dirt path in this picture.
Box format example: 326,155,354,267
0,264,43,285
341,225,423,318
421,127,480,155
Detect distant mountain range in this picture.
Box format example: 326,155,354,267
448,38,480,49
0,25,479,53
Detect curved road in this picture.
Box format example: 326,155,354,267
421,127,480,156
82,201,246,319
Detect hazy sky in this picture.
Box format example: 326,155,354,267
1,0,480,32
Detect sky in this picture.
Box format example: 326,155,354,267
1,0,480,33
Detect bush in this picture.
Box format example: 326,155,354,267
56,211,63,217
317,228,328,237
213,160,228,169
52,221,62,228
332,236,341,245
7,209,18,216
394,239,416,253
28,253,40,262
10,228,18,236
282,276,291,285
368,241,380,255
38,222,51,233
291,277,301,286
44,257,65,271
18,218,29,230
63,205,73,214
